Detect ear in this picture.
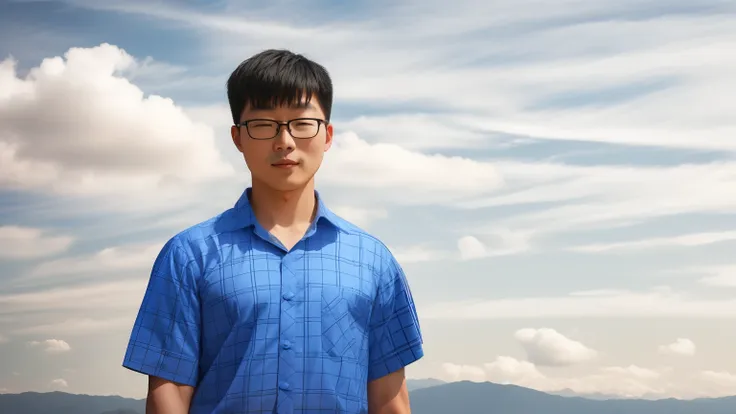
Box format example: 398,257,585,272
324,122,334,152
231,125,244,153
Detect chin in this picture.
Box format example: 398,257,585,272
260,175,314,192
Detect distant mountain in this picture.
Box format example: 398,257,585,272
406,378,446,391
0,391,145,414
409,381,736,414
2,381,735,414
550,387,628,400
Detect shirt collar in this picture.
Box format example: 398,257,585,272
220,187,347,234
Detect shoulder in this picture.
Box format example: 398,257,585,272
154,209,237,273
327,213,400,275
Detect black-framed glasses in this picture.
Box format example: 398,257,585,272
235,118,326,140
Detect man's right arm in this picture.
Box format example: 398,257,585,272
146,377,195,414
121,236,202,413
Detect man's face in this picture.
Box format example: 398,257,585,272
231,96,333,192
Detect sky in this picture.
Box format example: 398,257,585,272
1,0,736,401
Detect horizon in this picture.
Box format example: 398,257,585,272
1,0,736,401
3,378,734,401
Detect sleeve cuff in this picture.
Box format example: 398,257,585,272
368,341,424,382
122,345,199,387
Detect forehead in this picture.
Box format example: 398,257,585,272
242,94,325,117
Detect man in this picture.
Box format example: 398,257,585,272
122,49,424,414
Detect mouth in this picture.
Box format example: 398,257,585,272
272,160,299,168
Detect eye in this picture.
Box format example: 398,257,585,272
293,120,318,127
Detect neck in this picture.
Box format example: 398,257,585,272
249,179,317,230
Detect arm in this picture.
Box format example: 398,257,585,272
146,376,195,414
121,237,202,413
367,250,424,413
368,368,411,414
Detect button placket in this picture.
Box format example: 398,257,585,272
277,253,299,410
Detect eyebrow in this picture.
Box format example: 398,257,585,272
248,101,317,111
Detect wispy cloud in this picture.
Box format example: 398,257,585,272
0,226,73,260
569,231,736,253
0,279,146,315
26,242,161,280
28,338,71,354
696,266,736,287
463,161,736,241
658,338,696,357
49,378,68,389
422,287,736,320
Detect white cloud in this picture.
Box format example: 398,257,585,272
696,266,736,288
49,378,68,389
570,231,736,253
329,206,387,228
457,230,533,260
0,43,234,207
464,161,736,238
514,328,597,366
457,236,486,261
444,356,670,399
337,113,490,150
13,316,133,336
319,132,503,205
421,286,736,320
701,370,736,386
0,279,146,314
697,370,736,398
441,362,486,382
28,338,71,354
659,338,696,357
65,0,323,40
26,242,161,280
484,356,545,384
602,365,662,380
389,245,450,264
554,366,668,398
0,226,73,260
387,231,532,264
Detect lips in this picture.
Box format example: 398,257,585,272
272,159,299,166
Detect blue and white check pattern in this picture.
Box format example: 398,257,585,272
122,188,424,413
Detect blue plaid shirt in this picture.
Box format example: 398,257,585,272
122,188,424,413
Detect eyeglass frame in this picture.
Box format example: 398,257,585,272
234,117,328,140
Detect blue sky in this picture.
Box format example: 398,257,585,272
1,0,736,400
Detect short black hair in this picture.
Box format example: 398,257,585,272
226,49,333,125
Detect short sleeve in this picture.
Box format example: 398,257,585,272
367,252,424,381
122,236,201,387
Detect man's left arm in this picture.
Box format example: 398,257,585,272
368,368,410,414
366,252,424,413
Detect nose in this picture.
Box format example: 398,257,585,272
272,123,295,152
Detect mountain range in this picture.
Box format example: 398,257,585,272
1,379,735,414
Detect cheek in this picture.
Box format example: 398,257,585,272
240,142,269,166
300,138,325,155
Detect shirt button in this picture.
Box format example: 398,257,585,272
279,381,290,391
282,340,291,349
282,292,295,301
